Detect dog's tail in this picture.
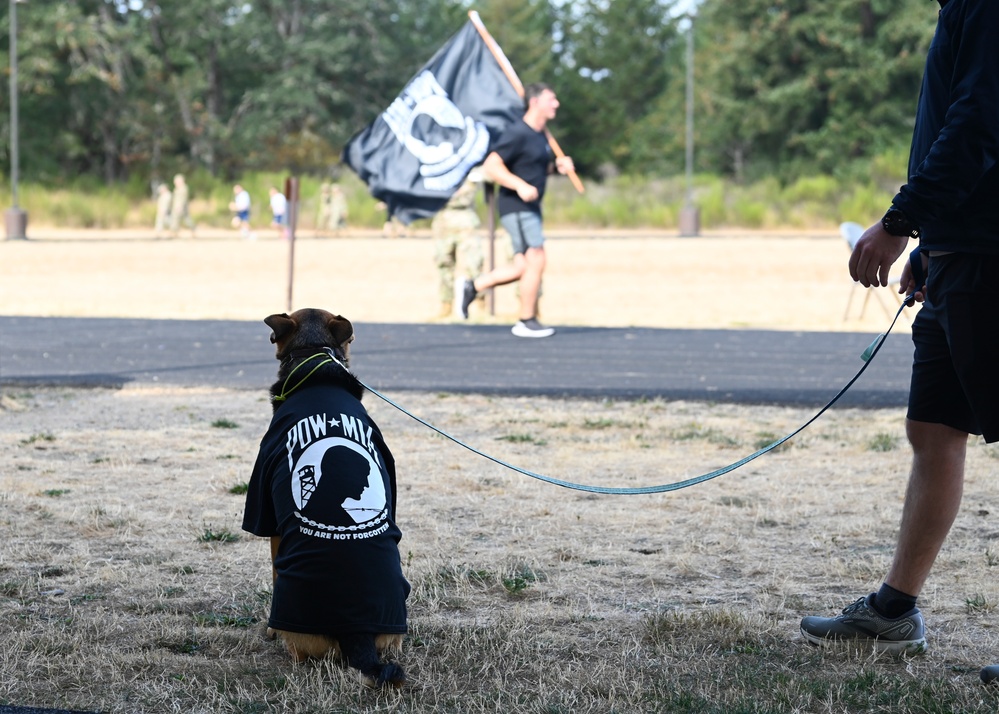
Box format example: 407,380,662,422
338,632,406,688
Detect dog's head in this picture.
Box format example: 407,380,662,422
264,308,354,365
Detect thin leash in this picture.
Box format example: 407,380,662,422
359,300,908,495
309,252,921,496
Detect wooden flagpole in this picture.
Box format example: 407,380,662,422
468,10,585,194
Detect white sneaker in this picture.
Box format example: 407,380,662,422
511,318,554,338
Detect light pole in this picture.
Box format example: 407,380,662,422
6,0,27,240
678,13,700,237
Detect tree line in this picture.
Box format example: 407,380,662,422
0,0,936,192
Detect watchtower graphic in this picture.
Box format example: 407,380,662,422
297,464,317,508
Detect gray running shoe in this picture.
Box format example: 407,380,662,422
799,594,926,656
511,318,555,338
459,279,477,319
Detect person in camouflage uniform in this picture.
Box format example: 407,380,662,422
316,181,348,237
153,183,172,238
169,174,195,238
432,176,484,317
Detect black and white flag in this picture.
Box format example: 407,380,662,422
342,19,523,224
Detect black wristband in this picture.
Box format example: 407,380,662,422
881,207,920,239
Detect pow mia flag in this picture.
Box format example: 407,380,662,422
342,20,523,224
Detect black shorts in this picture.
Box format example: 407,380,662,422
907,252,999,443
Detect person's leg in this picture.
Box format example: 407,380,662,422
884,418,968,597
517,246,546,320
473,253,526,291
800,254,978,654
474,212,532,292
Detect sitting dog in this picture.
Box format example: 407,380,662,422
242,308,410,688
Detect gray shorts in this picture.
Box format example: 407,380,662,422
500,211,544,255
907,252,999,442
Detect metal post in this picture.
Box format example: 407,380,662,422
484,181,496,316
6,0,27,239
678,14,700,237
285,177,299,312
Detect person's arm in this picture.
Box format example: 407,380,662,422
555,155,574,175
848,223,908,288
894,2,999,225
483,151,539,203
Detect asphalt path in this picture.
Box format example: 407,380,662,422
0,315,912,408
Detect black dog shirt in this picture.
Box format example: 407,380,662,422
243,383,410,635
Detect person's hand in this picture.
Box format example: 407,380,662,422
555,156,574,175
848,222,908,287
898,250,928,305
516,182,539,203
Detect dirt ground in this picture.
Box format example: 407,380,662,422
0,226,914,332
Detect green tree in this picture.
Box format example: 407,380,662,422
476,0,559,87
0,0,944,190
231,0,468,174
694,0,934,182
556,0,685,175
2,1,157,185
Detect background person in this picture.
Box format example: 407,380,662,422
269,186,289,240
316,181,333,237
459,82,573,338
317,182,349,238
330,183,348,236
432,173,483,318
153,182,172,238
229,184,253,240
169,174,195,238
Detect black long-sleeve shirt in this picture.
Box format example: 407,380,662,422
893,0,999,254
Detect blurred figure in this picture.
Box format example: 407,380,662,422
316,181,348,237
432,173,483,318
376,201,398,238
229,184,253,240
153,183,172,238
269,186,289,240
377,201,412,239
316,181,334,237
169,174,195,238
315,181,349,237
330,183,348,236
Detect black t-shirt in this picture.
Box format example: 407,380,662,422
242,383,410,634
493,118,553,218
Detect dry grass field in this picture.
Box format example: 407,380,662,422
2,230,999,713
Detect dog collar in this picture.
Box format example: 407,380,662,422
282,346,346,365
273,351,341,402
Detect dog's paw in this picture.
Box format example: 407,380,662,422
265,627,277,641
360,663,406,689
378,663,407,689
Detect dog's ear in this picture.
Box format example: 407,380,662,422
327,314,354,349
264,313,296,345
